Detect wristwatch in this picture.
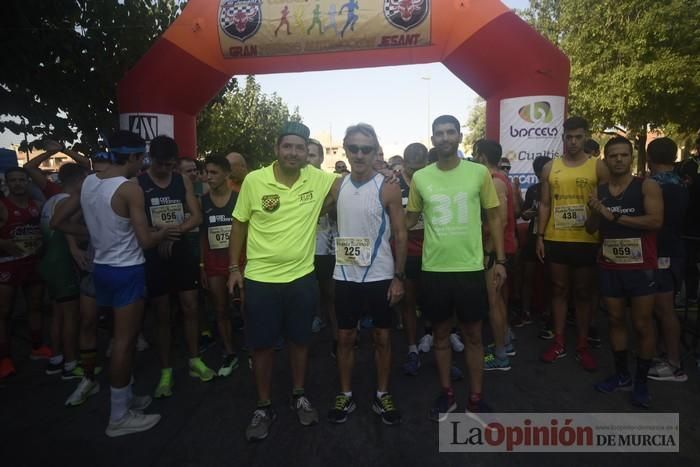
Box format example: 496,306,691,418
394,272,407,281
496,258,508,266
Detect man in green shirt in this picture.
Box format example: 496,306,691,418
407,115,506,419
228,122,339,442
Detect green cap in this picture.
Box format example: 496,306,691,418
278,121,310,141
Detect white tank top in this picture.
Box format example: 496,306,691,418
81,174,144,267
333,173,393,283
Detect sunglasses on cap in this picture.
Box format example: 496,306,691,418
346,145,375,155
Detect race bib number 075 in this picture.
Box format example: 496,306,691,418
207,225,230,250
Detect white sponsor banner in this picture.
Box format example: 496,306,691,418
439,413,679,453
119,113,174,143
499,96,565,190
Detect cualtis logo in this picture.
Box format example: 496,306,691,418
518,101,553,124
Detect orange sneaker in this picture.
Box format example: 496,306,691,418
0,357,16,379
30,345,53,360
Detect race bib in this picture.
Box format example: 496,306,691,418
554,204,586,229
149,203,184,227
207,225,230,250
602,238,643,264
335,237,371,267
16,233,42,256
657,256,671,270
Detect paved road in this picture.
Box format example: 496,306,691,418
1,312,699,466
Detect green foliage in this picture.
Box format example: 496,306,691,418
196,75,302,169
462,98,486,155
0,0,184,152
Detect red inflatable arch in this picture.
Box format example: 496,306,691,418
118,0,569,181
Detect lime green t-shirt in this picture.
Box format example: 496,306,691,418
407,160,499,272
233,163,337,283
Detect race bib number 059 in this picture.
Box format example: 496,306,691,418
602,238,643,264
335,237,371,267
207,225,230,250
554,204,586,229
149,203,184,227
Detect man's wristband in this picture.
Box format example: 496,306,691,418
228,264,240,273
496,258,508,266
394,272,406,281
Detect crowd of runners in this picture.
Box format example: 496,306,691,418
0,115,698,440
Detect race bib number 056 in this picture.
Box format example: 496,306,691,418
554,204,586,229
335,237,371,267
602,238,643,264
149,203,184,227
207,225,230,250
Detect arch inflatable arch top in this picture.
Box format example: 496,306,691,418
118,0,569,185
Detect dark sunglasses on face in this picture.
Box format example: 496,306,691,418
500,165,511,171
346,145,375,155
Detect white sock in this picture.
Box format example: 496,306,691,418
376,390,388,399
342,391,352,398
408,345,418,354
49,354,63,365
64,360,77,372
110,385,129,422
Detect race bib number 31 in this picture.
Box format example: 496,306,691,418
149,203,184,227
207,225,230,250
602,238,643,264
335,237,371,267
554,204,586,229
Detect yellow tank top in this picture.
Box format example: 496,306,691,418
544,157,599,243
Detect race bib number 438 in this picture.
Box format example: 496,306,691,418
335,237,371,267
554,204,586,229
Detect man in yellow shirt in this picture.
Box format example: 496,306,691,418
227,122,338,442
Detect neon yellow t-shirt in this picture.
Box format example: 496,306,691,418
407,160,499,272
233,163,337,283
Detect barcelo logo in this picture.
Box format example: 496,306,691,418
518,101,553,124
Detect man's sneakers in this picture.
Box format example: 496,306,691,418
418,334,433,353
105,410,161,438
538,327,555,340
594,373,633,393
30,345,53,360
291,394,319,426
154,369,174,399
372,393,402,425
429,391,457,422
648,360,688,382
217,354,239,377
328,393,356,424
129,394,153,412
449,333,464,352
65,378,100,407
0,357,16,379
576,347,597,372
486,342,517,357
402,351,421,376
541,341,566,363
483,354,511,371
189,357,215,382
246,406,277,441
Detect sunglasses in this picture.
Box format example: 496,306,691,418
500,165,512,171
346,145,375,155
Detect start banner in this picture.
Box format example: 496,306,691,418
499,95,565,190
217,0,431,58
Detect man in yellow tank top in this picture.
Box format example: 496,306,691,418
535,116,609,371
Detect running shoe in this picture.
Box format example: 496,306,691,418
372,393,402,425
65,378,100,407
486,342,517,357
466,399,492,413
217,354,239,377
594,373,632,393
327,394,356,424
449,333,464,352
631,382,651,408
63,364,103,380
154,369,174,399
136,333,150,352
30,345,53,360
538,328,555,340
418,334,433,353
105,410,161,438
0,357,16,379
291,395,319,426
483,354,511,371
541,341,566,363
429,391,457,422
587,327,602,348
189,358,216,382
45,360,64,376
576,348,597,372
246,406,277,441
648,360,688,382
402,351,421,376
129,395,152,412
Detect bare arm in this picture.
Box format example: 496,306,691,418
50,193,87,235
383,182,406,306
321,177,343,216
492,177,508,226
227,219,249,294
179,175,203,233
485,205,507,288
406,211,421,229
512,178,523,218
596,159,610,185
63,148,92,169
535,162,552,263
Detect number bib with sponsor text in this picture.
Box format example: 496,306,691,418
335,237,371,267
149,203,184,227
602,238,643,264
554,204,586,229
207,225,230,250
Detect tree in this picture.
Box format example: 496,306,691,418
462,98,485,156
196,75,302,168
521,0,700,171
0,0,184,152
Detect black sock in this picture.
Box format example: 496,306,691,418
613,350,629,376
635,358,652,384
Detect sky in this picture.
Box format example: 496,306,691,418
0,0,530,155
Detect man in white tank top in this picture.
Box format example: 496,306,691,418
325,123,407,426
70,131,172,437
